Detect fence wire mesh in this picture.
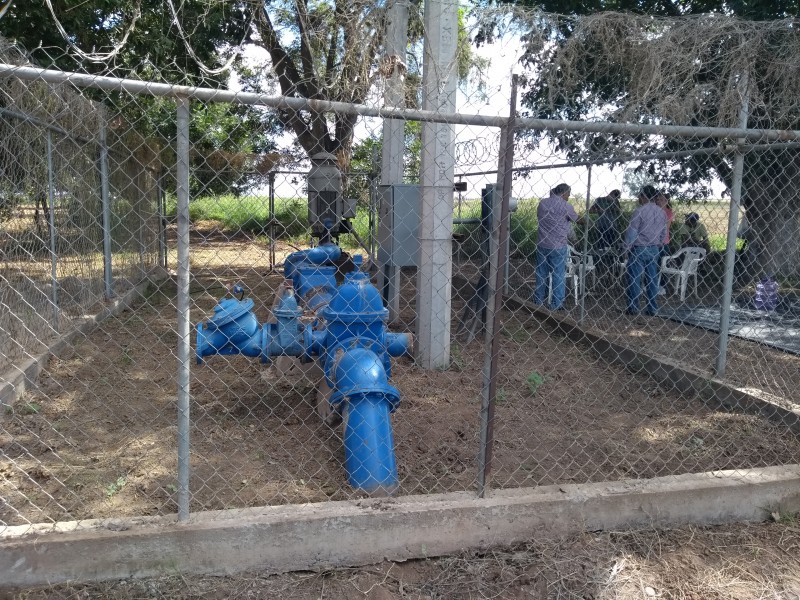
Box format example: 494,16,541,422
1,3,799,545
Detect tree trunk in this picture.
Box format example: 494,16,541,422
739,149,800,283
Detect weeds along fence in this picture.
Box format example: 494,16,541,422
2,33,800,535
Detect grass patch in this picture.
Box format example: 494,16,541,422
171,193,740,261
167,194,371,245
104,476,127,498
709,234,746,252
526,371,545,396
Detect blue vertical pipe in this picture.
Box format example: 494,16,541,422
330,346,400,493
343,394,397,492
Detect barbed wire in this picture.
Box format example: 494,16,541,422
43,0,142,63
165,0,253,76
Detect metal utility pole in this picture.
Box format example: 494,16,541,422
379,0,409,322
716,75,750,377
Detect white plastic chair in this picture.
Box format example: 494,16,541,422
659,246,707,301
548,246,596,304
615,254,627,279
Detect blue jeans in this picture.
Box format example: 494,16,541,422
626,245,660,314
534,246,568,309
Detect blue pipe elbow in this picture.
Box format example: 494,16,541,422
305,243,342,264
330,347,400,494
330,347,400,409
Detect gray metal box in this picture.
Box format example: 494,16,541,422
378,184,421,268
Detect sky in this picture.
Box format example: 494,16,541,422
232,14,725,208
453,37,623,205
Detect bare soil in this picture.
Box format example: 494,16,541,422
2,234,799,527
502,256,800,401
8,519,800,599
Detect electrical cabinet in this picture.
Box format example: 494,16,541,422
378,184,421,268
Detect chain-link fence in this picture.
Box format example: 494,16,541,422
2,5,800,542
0,39,162,377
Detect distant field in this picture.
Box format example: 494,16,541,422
174,194,742,254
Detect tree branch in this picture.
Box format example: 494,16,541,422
256,7,317,152
294,0,320,98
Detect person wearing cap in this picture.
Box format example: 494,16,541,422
623,185,668,316
675,212,710,252
533,183,580,310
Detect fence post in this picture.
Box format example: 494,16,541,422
368,171,378,265
579,165,593,324
716,77,749,377
99,116,114,298
157,168,167,269
46,131,59,331
175,96,192,521
478,75,517,497
268,171,276,271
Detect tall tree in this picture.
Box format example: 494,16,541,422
0,1,277,196
249,1,484,167
484,0,800,279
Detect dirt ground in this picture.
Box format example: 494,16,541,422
8,519,800,599
2,233,799,526
3,231,800,598
502,257,800,402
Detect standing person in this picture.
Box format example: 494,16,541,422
589,189,622,252
624,185,668,316
533,183,579,310
655,192,674,250
589,188,622,276
655,191,674,295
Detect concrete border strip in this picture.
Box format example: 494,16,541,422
0,270,165,410
1,465,799,588
507,295,800,434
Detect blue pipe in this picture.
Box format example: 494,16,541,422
330,347,400,493
284,243,342,280
263,286,306,358
385,332,412,358
197,292,308,364
196,245,409,494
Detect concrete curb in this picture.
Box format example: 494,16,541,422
2,466,799,588
0,271,165,410
507,295,800,435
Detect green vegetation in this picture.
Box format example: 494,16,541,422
105,476,127,498
167,194,308,240
18,402,41,415
526,371,545,396
177,194,745,261
167,194,373,249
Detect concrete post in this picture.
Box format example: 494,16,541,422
416,0,458,369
